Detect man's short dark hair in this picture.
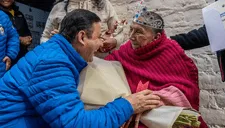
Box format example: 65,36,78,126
59,9,101,43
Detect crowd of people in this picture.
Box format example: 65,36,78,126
0,0,223,127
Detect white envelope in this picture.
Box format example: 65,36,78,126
202,0,225,52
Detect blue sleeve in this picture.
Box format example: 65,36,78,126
5,14,19,60
28,58,133,128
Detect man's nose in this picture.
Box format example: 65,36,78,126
99,39,104,47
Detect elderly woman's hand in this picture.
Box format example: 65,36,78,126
98,37,117,53
124,90,161,114
103,37,117,51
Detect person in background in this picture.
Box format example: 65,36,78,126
170,26,224,82
105,8,208,128
0,7,19,77
171,0,224,82
41,0,124,58
0,9,161,128
0,0,32,66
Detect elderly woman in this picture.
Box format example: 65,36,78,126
41,0,124,58
105,8,208,128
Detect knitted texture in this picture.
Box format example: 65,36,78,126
105,31,208,128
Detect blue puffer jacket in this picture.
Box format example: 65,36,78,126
0,34,133,128
0,10,19,77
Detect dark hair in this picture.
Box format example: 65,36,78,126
53,0,69,13
64,0,69,13
59,9,101,43
53,0,64,5
55,0,106,13
92,0,106,11
0,1,18,11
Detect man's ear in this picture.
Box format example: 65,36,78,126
77,30,87,46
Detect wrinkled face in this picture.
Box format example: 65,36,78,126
0,0,14,8
129,22,155,49
79,22,103,62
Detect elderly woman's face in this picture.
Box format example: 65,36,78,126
129,22,155,49
0,0,14,8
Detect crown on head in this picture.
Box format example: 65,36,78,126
133,1,164,30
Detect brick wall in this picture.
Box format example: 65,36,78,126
110,0,225,127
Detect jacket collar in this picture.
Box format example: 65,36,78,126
51,34,87,73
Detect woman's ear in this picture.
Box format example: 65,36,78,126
154,33,161,40
77,30,86,46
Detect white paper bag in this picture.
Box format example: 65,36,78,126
78,57,131,106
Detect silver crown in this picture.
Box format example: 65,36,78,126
133,7,163,29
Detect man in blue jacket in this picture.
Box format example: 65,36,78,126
0,9,161,128
0,9,19,77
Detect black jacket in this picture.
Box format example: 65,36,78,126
171,26,225,82
0,4,31,65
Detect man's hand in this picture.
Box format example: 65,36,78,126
3,56,11,71
98,37,117,53
124,90,161,114
20,36,32,46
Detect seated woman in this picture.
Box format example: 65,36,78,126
105,7,208,128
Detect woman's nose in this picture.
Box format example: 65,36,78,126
129,31,135,41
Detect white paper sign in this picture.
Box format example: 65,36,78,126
202,0,225,52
